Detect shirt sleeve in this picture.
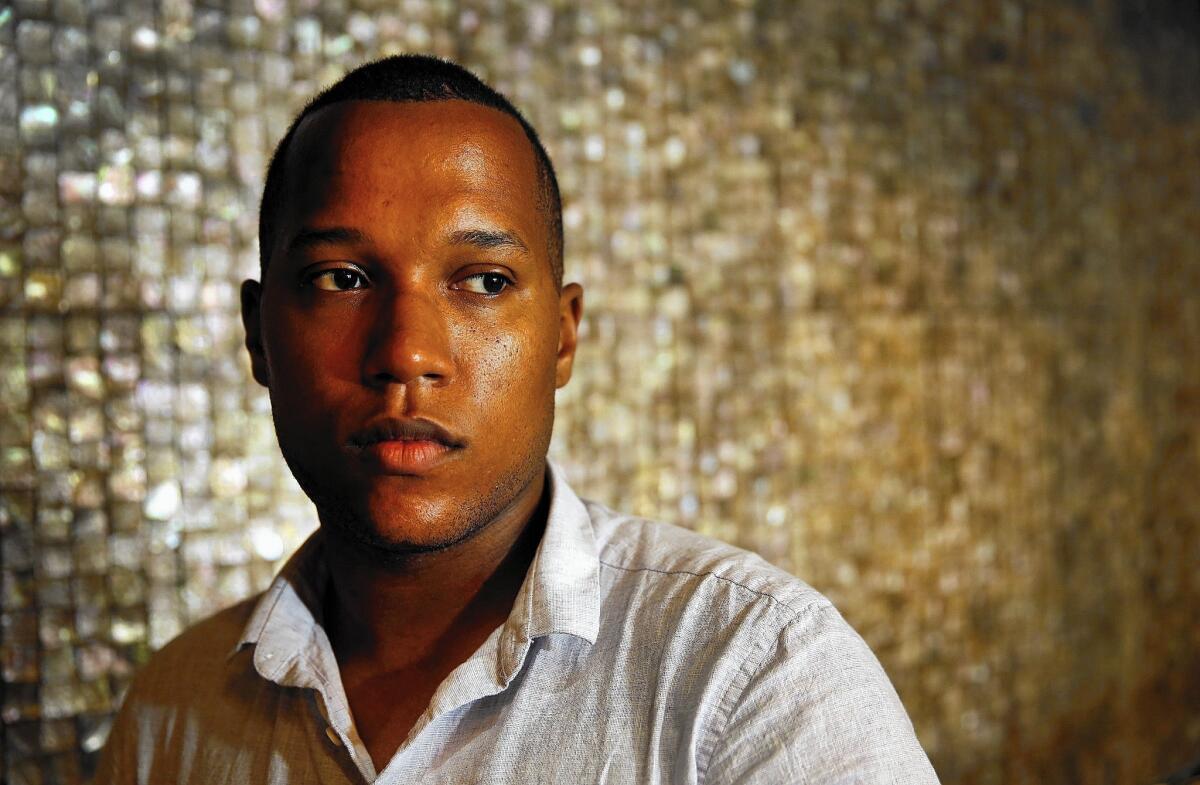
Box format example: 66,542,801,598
704,604,941,785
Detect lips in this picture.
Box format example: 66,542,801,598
347,416,465,474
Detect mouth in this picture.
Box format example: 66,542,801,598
346,417,466,474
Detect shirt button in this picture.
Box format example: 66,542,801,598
325,727,341,746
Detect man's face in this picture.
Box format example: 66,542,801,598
241,99,582,553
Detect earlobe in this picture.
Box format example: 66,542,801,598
240,279,271,388
555,283,584,388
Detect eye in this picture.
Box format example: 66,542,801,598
308,268,369,291
458,272,513,295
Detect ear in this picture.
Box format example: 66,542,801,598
240,279,271,388
555,282,584,388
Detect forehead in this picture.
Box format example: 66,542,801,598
279,99,544,241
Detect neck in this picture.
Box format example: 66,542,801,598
321,469,549,672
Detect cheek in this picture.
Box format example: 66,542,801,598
460,324,557,414
464,331,522,398
262,306,358,383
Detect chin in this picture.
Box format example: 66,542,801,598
349,494,489,551
324,513,483,561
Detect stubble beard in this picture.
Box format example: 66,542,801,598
275,409,555,568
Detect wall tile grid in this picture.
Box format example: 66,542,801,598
0,1,1197,783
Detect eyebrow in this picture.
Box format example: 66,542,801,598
287,227,371,253
285,226,529,255
446,228,529,253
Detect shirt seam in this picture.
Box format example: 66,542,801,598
596,558,825,617
697,605,828,782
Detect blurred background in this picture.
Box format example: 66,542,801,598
1,0,1198,782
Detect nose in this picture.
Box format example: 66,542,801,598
362,289,455,387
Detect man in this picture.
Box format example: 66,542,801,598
98,55,938,784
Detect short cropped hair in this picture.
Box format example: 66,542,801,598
258,55,564,287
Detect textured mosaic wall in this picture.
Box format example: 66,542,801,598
2,0,1198,783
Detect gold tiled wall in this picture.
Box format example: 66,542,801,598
1,0,1197,782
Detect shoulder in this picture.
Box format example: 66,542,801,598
577,505,937,781
584,499,833,637
96,595,266,784
124,594,260,702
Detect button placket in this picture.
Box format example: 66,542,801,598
314,692,342,747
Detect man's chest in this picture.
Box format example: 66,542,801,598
160,642,721,785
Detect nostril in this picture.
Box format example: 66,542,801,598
365,353,453,387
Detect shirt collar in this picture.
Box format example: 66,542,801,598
232,460,601,683
506,460,601,645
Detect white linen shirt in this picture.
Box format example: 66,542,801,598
97,462,939,784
